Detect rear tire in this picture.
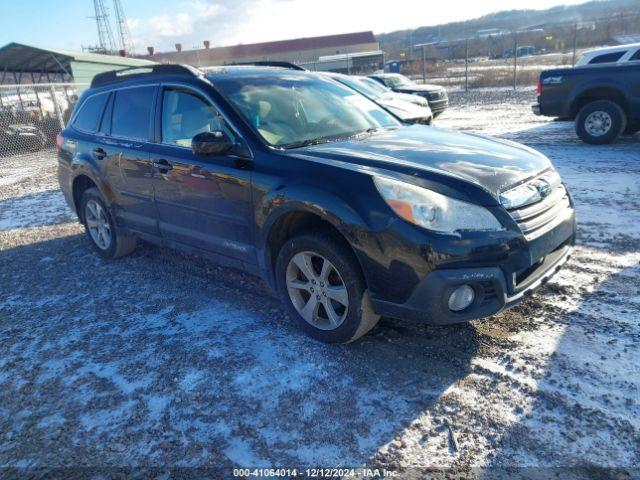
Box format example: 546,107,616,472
575,100,626,145
276,230,380,343
80,187,136,259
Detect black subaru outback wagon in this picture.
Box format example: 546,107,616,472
57,64,576,343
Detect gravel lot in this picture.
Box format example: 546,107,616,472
1,89,639,478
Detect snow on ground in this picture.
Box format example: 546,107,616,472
0,90,639,477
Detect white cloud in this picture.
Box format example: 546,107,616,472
131,11,195,51
129,0,590,52
148,12,193,37
193,0,224,18
126,18,140,30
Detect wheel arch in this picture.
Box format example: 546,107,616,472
258,195,370,291
70,167,117,222
570,86,629,118
71,174,98,221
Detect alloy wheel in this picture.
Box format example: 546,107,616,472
85,200,111,250
286,251,349,330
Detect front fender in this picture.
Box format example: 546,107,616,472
255,183,377,288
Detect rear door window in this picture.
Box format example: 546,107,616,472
630,49,640,61
589,51,625,64
73,93,107,132
111,86,155,141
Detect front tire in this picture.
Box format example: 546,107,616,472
276,230,380,343
575,100,627,145
80,187,136,259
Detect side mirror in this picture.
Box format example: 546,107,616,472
192,131,234,155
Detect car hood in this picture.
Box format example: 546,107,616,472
378,98,432,119
381,91,430,107
394,92,429,104
294,125,552,198
394,84,444,94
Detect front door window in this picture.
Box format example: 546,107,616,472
161,88,232,147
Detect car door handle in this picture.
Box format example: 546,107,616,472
93,147,107,160
152,158,173,173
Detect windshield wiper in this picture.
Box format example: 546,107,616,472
280,126,398,150
281,134,348,149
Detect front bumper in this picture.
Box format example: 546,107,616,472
372,243,571,324
428,98,448,116
370,209,576,324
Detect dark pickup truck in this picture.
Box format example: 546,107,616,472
533,62,640,144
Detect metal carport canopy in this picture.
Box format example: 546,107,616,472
0,42,156,82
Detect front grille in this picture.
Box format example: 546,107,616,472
506,183,573,241
426,91,446,101
512,241,571,291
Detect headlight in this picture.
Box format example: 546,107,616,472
373,176,503,234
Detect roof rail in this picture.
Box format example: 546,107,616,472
229,61,307,71
90,64,203,88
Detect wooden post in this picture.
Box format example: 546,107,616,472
49,85,65,129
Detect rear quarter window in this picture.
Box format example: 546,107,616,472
73,93,107,132
589,51,625,64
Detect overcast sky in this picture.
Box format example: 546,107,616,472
2,0,590,53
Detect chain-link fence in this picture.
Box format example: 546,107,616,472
403,43,574,90
0,83,82,158
395,11,640,89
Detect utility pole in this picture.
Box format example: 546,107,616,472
572,23,578,66
513,31,518,91
465,37,469,92
409,31,413,62
422,45,426,84
113,0,134,55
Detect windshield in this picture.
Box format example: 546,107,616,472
360,77,391,94
215,73,400,148
383,75,416,88
333,75,384,99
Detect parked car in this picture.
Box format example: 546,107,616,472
533,62,640,144
368,73,448,117
322,72,433,124
574,42,640,67
0,109,47,154
359,76,434,108
58,64,576,343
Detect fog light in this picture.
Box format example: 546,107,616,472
448,285,475,312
